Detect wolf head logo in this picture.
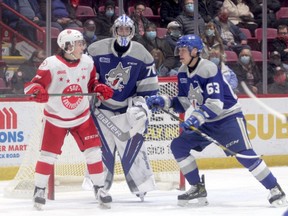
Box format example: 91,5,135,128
105,62,131,91
188,82,204,105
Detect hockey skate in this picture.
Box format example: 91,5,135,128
94,186,112,209
136,192,147,202
178,175,208,207
33,186,46,210
268,184,288,207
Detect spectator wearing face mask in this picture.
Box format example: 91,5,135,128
83,19,98,50
213,7,248,55
175,0,205,35
130,1,151,41
208,49,238,93
267,51,287,85
94,0,118,40
136,22,178,76
230,47,262,94
201,21,225,59
271,25,288,71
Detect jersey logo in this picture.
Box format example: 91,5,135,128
61,84,83,110
105,62,131,91
188,82,204,105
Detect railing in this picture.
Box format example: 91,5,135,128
0,1,45,59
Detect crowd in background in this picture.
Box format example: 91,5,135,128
1,0,288,94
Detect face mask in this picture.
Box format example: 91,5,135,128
170,30,181,38
240,56,250,65
205,29,215,37
105,9,114,17
210,57,220,66
85,31,95,39
185,3,194,13
219,13,229,22
146,31,157,40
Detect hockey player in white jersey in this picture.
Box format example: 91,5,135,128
146,34,287,207
87,14,159,201
24,29,114,209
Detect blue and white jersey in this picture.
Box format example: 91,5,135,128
88,38,159,113
172,58,242,123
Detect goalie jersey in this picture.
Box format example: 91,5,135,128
88,38,159,113
172,58,242,124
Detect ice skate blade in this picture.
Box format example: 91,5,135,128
34,203,44,211
178,197,208,207
271,197,288,208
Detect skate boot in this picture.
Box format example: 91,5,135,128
136,192,147,202
178,175,208,207
268,183,288,207
94,186,112,209
33,186,46,210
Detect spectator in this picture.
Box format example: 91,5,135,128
129,1,151,41
198,0,224,23
231,47,262,94
94,0,118,40
223,0,258,36
201,21,225,59
246,0,281,28
2,0,56,41
267,51,287,85
175,0,206,35
10,49,46,94
208,48,238,92
271,25,288,71
159,0,183,28
39,0,82,31
83,19,98,49
213,7,248,54
268,66,288,94
165,21,183,51
137,22,178,76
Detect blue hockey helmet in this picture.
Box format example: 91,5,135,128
175,34,204,55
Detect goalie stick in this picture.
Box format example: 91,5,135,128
240,81,287,122
0,93,99,98
160,108,262,159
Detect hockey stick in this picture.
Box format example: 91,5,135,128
160,108,261,159
0,93,99,98
240,81,287,122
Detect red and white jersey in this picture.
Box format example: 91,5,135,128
25,54,97,128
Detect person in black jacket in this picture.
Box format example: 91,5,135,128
159,0,183,27
271,25,288,69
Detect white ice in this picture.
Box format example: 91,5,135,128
0,167,287,216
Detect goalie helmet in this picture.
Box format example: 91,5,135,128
112,14,135,47
57,29,84,54
175,34,204,55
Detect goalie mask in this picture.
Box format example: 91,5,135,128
112,14,135,47
57,29,85,54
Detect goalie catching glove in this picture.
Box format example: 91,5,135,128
180,110,206,132
93,84,114,100
27,85,49,103
145,95,171,112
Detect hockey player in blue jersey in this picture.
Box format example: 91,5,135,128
146,34,287,207
87,14,159,201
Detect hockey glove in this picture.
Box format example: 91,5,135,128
180,110,206,132
93,84,114,100
29,85,49,103
146,95,171,112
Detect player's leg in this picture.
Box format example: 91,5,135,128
72,115,112,208
215,116,287,207
170,131,210,207
33,119,67,210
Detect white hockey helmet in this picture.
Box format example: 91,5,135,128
57,29,84,54
112,14,135,47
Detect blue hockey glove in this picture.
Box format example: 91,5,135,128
180,110,206,132
146,95,170,112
